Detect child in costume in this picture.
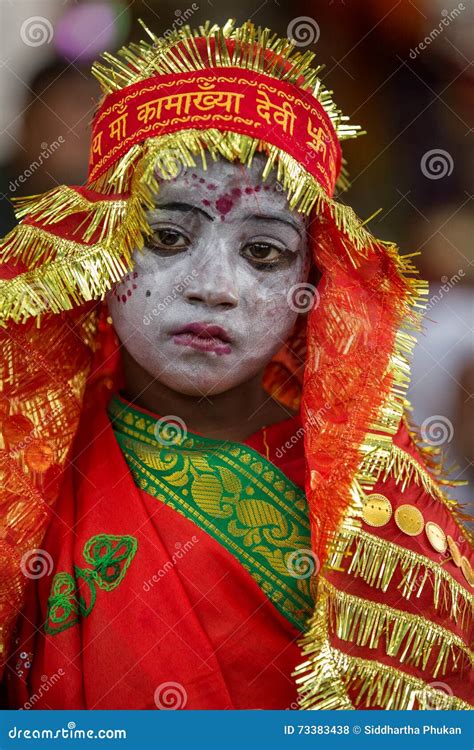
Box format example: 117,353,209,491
0,20,472,710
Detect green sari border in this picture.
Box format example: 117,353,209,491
108,395,315,631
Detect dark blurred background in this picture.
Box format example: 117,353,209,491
0,0,472,505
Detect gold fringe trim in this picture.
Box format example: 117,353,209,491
0,241,134,322
330,650,473,710
0,24,428,324
403,413,464,485
324,579,473,678
0,178,155,323
132,132,377,239
0,115,423,324
88,128,377,243
12,187,129,244
2,189,149,266
293,581,355,710
295,579,473,709
328,527,473,628
92,19,363,193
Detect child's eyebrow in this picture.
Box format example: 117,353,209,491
154,202,215,222
246,213,302,237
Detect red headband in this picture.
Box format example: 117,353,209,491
88,67,342,196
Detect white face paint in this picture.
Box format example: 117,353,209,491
107,157,311,397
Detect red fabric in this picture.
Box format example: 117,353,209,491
5,401,306,710
326,451,474,706
88,67,341,194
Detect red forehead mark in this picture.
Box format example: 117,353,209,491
215,193,234,219
191,177,286,219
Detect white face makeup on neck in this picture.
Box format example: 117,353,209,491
107,156,311,397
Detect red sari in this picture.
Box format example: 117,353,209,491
6,395,309,710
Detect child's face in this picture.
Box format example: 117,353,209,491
107,156,311,397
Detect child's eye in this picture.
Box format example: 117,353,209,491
241,242,284,265
149,228,190,251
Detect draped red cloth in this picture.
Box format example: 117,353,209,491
5,398,307,710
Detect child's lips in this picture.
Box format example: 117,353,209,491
171,322,232,355
172,333,232,355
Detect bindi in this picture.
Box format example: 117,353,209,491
197,179,284,220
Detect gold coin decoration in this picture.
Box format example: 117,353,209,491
460,557,474,587
394,504,424,536
447,535,462,567
362,493,393,528
425,521,447,554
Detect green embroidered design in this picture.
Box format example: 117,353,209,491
108,395,315,631
45,534,138,635
83,534,137,591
